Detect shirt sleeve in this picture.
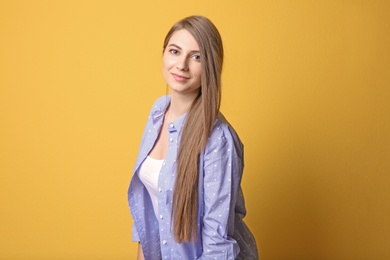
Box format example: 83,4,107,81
199,124,243,259
132,223,140,242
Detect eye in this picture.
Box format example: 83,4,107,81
192,55,201,61
169,49,179,55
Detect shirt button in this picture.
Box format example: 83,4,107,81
159,188,162,193
169,138,173,142
162,240,167,245
169,123,174,128
160,215,164,219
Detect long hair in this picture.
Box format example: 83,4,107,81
162,16,224,243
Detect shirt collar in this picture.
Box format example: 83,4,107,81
151,95,187,134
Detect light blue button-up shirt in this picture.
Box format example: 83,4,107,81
128,95,259,259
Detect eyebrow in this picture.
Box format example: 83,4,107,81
168,43,200,54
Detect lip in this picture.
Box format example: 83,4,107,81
171,73,189,82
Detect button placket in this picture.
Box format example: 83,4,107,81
160,119,183,257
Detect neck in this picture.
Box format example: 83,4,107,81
167,91,200,120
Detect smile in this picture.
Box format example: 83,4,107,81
171,73,189,82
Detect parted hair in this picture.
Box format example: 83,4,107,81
162,16,224,243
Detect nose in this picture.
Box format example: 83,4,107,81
176,57,189,71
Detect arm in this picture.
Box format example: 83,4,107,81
200,126,243,259
137,243,144,260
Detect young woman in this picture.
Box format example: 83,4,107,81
128,16,259,259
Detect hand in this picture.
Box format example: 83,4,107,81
137,243,144,260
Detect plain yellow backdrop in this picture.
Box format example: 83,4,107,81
1,0,389,259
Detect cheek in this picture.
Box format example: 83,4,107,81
162,55,175,71
193,65,202,80
162,57,173,81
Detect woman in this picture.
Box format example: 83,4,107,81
128,16,259,259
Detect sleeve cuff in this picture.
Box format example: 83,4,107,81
132,223,140,242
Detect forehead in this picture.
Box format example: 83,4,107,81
168,29,199,51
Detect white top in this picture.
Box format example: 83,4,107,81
138,156,163,219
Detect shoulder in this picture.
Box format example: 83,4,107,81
143,95,170,121
141,95,169,128
149,95,169,113
211,112,242,143
206,112,243,153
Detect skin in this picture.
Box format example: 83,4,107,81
137,29,202,259
148,29,202,161
137,243,144,260
162,29,202,100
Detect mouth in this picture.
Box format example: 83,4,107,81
171,73,189,82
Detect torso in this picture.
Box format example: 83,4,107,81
128,96,259,259
148,113,169,160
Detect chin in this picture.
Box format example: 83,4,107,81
169,84,188,92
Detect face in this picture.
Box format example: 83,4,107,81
163,29,202,96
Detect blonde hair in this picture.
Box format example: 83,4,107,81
163,16,224,243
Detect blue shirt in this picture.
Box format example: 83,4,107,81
128,96,259,259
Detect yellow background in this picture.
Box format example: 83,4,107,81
1,0,389,259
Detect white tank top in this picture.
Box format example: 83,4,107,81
138,156,164,219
